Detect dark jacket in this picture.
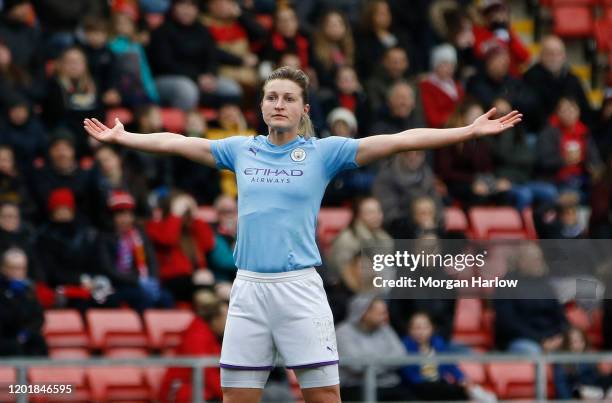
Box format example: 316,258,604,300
148,18,231,80
494,277,568,349
0,116,48,173
0,16,45,86
466,73,538,127
34,220,101,287
0,274,47,356
523,63,592,130
491,129,535,183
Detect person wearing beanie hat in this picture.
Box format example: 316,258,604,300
326,107,358,137
107,190,136,211
419,43,464,128
36,185,105,308
47,188,75,218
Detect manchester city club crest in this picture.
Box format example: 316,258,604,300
290,147,306,162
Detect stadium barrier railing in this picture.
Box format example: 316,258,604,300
1,352,612,402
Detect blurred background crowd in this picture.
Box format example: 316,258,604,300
0,0,611,401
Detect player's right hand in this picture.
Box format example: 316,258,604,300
83,118,124,143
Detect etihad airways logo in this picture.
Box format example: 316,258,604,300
243,167,303,184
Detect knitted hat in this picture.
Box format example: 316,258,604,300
327,107,358,132
47,188,75,212
431,43,457,68
108,190,135,211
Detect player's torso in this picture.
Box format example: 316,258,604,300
233,137,327,208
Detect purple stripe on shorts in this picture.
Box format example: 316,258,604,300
220,363,274,371
286,360,339,369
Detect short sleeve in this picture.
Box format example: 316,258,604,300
210,136,250,172
316,136,360,178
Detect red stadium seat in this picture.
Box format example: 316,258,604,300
105,107,134,128
196,206,218,224
452,299,493,349
29,367,90,402
522,208,539,239
595,19,612,52
86,309,148,350
104,348,149,358
459,362,487,384
255,14,274,31
552,5,595,38
444,206,469,234
43,310,89,350
48,348,90,360
468,207,527,240
160,108,186,133
0,367,16,403
487,362,535,398
144,310,195,352
317,207,352,251
199,107,219,122
87,367,152,402
589,308,603,348
144,367,166,399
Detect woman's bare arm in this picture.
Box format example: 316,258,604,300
355,108,522,166
84,118,217,168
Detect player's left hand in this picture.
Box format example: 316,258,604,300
471,107,522,138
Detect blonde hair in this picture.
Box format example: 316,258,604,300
263,66,315,138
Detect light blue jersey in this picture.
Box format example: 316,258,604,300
211,135,360,273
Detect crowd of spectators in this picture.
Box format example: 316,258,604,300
0,0,610,400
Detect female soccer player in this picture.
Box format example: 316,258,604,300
84,66,521,403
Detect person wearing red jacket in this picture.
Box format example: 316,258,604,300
419,44,464,128
146,193,215,302
472,0,530,76
159,291,227,402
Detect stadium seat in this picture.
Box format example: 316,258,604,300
317,207,352,251
48,348,90,360
522,208,539,239
255,14,273,31
105,107,134,128
459,362,487,384
589,308,603,348
487,362,535,398
552,5,595,38
444,206,469,234
143,310,195,352
468,207,527,240
0,367,16,403
196,206,218,224
86,309,148,350
29,367,90,402
43,310,89,350
87,367,152,402
104,348,149,358
199,107,219,122
144,367,166,399
160,108,186,133
452,299,493,349
595,19,612,52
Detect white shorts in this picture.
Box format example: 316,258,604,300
220,268,339,387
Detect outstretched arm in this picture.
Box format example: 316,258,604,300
355,108,522,166
83,118,217,168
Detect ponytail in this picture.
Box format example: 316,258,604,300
299,114,315,139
